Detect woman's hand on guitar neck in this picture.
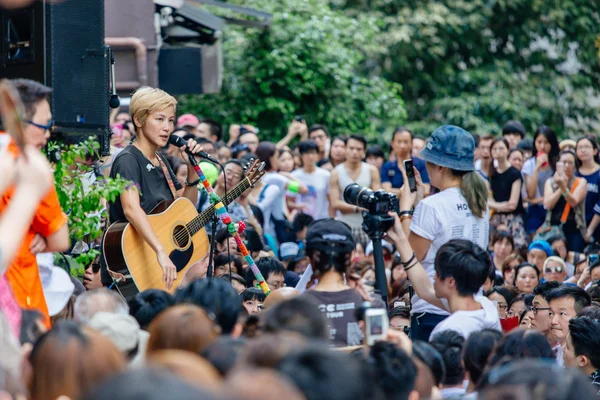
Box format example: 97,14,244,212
157,249,177,290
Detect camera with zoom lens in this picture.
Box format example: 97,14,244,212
343,183,399,216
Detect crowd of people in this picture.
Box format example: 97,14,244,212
1,79,600,399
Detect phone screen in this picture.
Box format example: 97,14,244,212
403,160,417,192
369,315,384,335
588,254,599,269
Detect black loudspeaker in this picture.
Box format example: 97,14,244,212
158,46,203,95
0,0,110,138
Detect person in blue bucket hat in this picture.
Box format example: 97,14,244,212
392,125,491,342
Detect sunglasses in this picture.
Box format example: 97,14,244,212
544,266,564,274
26,120,53,132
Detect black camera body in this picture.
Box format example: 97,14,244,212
343,183,399,216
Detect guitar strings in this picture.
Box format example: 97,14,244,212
171,172,253,245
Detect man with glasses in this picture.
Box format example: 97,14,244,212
547,285,591,366
246,257,287,292
530,281,560,346
0,79,69,328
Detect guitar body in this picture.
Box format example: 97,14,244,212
103,198,209,295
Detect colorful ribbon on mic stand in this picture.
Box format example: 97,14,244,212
189,162,271,295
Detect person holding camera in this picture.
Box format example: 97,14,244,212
395,125,490,341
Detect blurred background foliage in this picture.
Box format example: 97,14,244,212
179,0,600,143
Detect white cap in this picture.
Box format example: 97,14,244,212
37,253,75,317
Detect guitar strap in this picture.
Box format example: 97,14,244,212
156,153,178,200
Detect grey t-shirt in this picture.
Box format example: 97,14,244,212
302,288,364,347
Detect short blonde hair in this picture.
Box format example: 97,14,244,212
129,86,177,132
543,256,566,270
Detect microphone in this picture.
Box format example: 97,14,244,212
168,134,220,165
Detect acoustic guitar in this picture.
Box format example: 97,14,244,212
102,158,265,296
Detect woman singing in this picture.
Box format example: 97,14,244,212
102,87,205,290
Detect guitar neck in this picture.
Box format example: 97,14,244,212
187,178,252,235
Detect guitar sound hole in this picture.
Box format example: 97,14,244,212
172,225,190,248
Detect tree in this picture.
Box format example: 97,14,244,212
333,0,600,138
178,0,405,144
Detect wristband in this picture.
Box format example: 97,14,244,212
399,210,413,217
404,259,419,272
400,252,416,267
287,180,300,194
185,178,200,187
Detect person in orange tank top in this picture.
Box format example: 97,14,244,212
0,79,69,328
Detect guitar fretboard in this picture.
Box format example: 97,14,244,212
186,178,252,236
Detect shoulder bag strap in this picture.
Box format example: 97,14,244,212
560,178,581,224
156,153,178,200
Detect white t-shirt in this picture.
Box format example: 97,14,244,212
291,167,331,220
411,187,490,315
429,296,501,341
522,157,554,198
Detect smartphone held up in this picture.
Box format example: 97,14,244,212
403,159,417,193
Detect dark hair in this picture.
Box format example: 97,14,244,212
247,258,287,287
293,212,314,232
262,297,328,340
308,124,329,137
512,263,540,286
255,141,277,171
365,145,385,159
463,329,503,386
195,137,215,148
277,344,369,400
430,330,466,386
388,306,410,320
472,133,480,146
307,247,350,275
224,158,245,176
569,317,600,369
479,359,595,400
434,239,491,295
578,304,600,319
411,341,446,387
20,309,45,345
215,227,232,245
83,367,215,400
508,148,524,160
487,329,554,369
546,286,591,314
491,230,514,249
508,293,527,311
175,278,241,335
367,342,417,400
199,118,222,141
11,78,53,120
558,149,580,169
128,289,176,330
533,125,560,170
200,336,246,377
485,286,514,306
491,137,510,157
214,254,242,272
502,120,526,138
218,273,246,287
576,135,600,164
240,287,267,303
347,134,367,150
297,140,319,155
532,280,561,299
392,126,414,142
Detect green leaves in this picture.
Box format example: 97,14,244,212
178,0,405,143
49,138,130,276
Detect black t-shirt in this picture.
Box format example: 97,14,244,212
108,145,183,223
490,166,525,215
302,288,364,347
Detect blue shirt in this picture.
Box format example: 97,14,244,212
381,157,430,188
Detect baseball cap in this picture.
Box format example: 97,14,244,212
419,125,475,171
177,114,200,128
280,242,300,261
365,240,395,256
305,218,355,253
528,240,553,257
88,312,149,357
